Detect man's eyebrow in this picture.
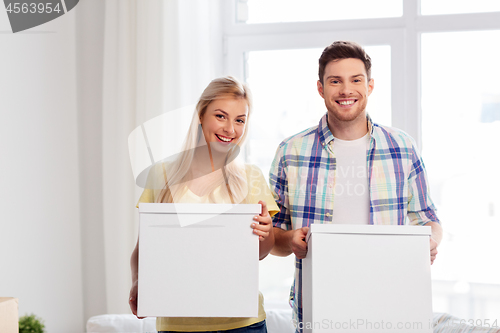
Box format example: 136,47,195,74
326,74,366,80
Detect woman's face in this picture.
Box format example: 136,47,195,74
200,97,248,153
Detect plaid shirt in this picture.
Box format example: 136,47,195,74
269,113,439,328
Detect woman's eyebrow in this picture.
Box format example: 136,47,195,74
214,109,247,118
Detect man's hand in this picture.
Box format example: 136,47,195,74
430,237,438,265
129,280,145,319
425,222,442,265
291,227,309,259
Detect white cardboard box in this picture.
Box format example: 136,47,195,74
138,203,261,317
0,297,18,333
302,224,433,333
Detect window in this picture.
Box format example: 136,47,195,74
245,46,392,175
225,0,500,318
422,30,500,318
241,0,402,24
421,0,500,15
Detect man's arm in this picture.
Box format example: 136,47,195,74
426,221,443,265
271,226,309,259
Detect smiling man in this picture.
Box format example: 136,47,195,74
268,41,442,331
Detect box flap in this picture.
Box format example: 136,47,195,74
0,297,18,305
139,203,261,215
306,224,431,241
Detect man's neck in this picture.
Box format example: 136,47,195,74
327,112,369,140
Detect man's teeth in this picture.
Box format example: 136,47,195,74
216,135,232,142
339,100,355,105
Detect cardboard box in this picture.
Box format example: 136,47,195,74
302,224,433,333
0,297,19,333
137,203,260,317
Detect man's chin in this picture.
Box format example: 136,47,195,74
328,108,365,122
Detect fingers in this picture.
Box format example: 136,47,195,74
252,222,270,241
129,286,145,319
129,296,138,315
430,237,438,265
291,228,308,259
252,202,273,241
258,200,269,217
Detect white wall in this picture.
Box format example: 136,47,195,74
0,6,84,333
0,1,226,331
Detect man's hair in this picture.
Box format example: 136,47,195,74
318,41,372,84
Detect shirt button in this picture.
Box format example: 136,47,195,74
325,213,331,217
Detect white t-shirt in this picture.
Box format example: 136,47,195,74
331,132,370,225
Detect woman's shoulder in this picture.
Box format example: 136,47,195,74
244,163,263,174
243,164,266,180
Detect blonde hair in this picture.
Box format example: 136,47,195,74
156,76,252,204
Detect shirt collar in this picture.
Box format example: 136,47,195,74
317,113,375,146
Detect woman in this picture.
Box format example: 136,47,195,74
129,76,279,332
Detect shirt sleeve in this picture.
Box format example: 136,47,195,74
245,164,279,217
135,162,167,207
407,144,440,226
136,188,154,207
268,144,292,231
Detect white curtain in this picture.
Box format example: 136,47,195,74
99,0,224,315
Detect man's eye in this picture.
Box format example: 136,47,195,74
354,79,361,83
331,80,339,84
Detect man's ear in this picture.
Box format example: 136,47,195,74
317,80,324,98
368,78,374,96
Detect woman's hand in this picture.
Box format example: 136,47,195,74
129,280,145,319
253,201,275,260
252,200,273,241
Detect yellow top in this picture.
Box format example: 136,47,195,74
137,164,279,331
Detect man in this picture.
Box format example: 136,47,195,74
269,41,442,328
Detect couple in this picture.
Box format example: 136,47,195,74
129,40,442,333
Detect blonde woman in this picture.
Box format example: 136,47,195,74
129,76,278,333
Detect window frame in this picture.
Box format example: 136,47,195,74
223,0,500,149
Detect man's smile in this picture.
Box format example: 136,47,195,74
335,99,358,107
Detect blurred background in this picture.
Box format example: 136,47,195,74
1,0,499,331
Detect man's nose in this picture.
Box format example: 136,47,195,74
339,83,354,95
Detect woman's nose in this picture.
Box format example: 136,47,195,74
224,122,235,134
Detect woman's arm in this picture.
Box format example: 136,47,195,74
252,201,275,260
129,239,144,319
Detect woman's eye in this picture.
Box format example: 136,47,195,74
216,114,225,119
237,119,245,124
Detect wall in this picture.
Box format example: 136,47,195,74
0,6,84,333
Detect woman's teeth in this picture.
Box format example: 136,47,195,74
216,134,232,142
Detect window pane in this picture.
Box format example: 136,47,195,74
422,30,500,318
243,0,402,24
247,45,392,303
246,45,391,179
421,0,500,15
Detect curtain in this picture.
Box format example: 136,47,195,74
98,0,223,315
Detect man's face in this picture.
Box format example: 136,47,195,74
317,58,374,123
